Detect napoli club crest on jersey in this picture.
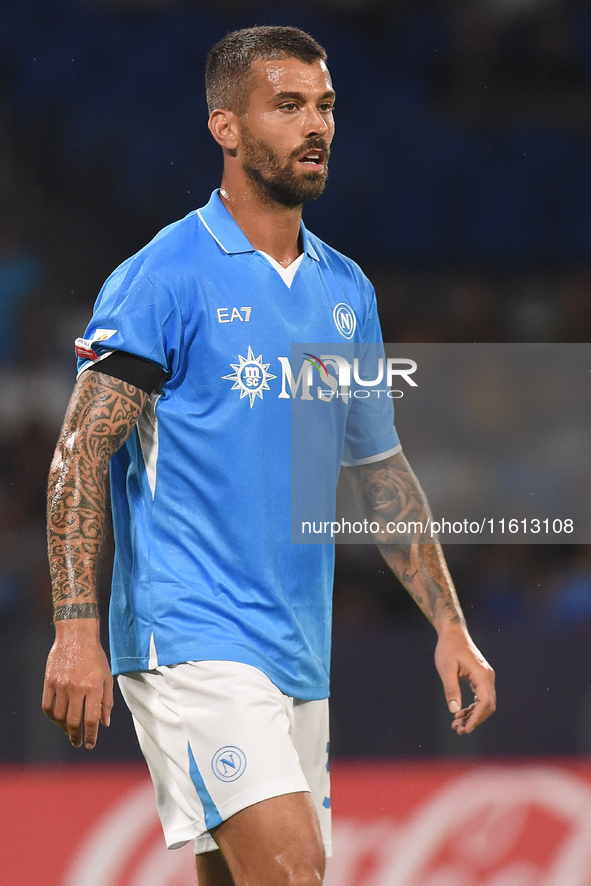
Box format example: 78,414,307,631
333,303,356,339
223,346,277,407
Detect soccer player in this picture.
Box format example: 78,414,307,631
42,26,495,886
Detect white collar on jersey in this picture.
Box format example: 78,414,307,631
257,251,305,288
197,190,320,262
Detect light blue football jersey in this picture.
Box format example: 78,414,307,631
76,190,400,699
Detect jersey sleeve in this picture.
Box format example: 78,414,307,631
75,263,182,378
341,280,401,466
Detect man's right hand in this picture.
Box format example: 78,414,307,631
42,619,114,749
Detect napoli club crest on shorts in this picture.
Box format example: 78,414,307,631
212,746,248,782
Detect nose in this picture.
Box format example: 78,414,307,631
303,104,329,138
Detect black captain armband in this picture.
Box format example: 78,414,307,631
92,351,166,395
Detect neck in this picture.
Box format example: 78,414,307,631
219,177,303,267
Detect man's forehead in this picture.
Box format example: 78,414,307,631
250,57,333,96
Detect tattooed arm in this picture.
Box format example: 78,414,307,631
345,450,496,734
42,370,147,748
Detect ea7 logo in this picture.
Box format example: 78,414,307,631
217,307,252,323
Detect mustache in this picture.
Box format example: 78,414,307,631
289,137,330,161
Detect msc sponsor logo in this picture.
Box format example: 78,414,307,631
212,746,248,782
222,346,277,408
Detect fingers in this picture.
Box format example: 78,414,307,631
101,675,114,729
43,686,88,747
42,683,75,740
41,674,114,748
438,661,464,718
450,667,496,735
84,673,114,749
435,636,465,717
66,695,87,748
42,682,84,744
443,681,462,717
41,683,59,725
83,694,103,750
451,701,477,735
435,633,496,735
43,638,113,749
463,666,496,733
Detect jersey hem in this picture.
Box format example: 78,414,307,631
341,442,402,467
112,652,330,702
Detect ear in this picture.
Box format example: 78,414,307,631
208,109,240,155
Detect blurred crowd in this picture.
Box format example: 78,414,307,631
1,0,591,758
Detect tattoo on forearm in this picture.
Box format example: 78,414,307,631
346,452,465,627
47,371,146,611
53,602,100,621
401,569,417,584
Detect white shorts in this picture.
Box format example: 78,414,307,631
118,660,332,856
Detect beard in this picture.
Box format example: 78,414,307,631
241,125,330,208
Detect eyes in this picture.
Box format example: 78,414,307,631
277,100,335,115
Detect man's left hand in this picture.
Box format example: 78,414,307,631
434,626,496,735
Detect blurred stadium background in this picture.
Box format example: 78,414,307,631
2,0,591,882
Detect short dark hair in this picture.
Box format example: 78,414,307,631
205,26,328,116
